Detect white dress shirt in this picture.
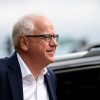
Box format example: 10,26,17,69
17,53,49,100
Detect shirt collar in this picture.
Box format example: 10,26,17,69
17,53,47,78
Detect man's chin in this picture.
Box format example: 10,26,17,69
48,58,54,63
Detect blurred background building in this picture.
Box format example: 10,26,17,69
0,0,100,58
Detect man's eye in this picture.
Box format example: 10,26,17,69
45,35,52,38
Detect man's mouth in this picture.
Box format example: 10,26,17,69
47,50,55,55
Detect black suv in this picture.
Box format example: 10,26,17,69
48,43,100,100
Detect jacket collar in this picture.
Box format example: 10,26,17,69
45,72,56,100
7,52,24,100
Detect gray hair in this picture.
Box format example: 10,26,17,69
12,16,34,48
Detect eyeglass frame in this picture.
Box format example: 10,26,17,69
25,34,59,42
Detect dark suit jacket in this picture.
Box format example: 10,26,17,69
0,52,57,100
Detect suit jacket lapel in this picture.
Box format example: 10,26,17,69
44,72,56,100
7,52,23,100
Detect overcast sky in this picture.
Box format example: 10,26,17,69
0,0,100,38
0,0,100,57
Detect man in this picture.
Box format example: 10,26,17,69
0,13,59,100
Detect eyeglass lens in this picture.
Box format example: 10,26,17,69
45,34,59,42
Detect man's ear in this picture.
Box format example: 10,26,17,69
18,35,28,51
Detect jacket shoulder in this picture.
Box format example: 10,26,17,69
0,57,9,70
0,57,8,64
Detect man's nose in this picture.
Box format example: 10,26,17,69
49,37,58,46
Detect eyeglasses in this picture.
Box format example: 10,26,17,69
25,34,59,42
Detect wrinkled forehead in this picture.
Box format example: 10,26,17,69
23,15,54,34
35,16,54,32
26,15,54,34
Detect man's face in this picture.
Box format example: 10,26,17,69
26,18,58,65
